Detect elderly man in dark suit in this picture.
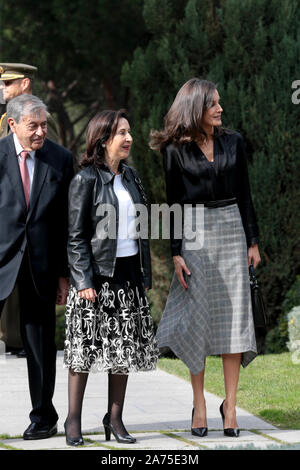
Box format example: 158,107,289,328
0,63,60,355
0,93,73,439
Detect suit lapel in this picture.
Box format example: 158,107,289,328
0,134,28,213
27,141,49,219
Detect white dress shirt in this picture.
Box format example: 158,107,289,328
13,133,35,191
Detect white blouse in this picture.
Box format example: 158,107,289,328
113,174,138,257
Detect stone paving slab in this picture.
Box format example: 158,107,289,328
0,431,275,451
1,429,298,450
198,441,284,450
87,432,200,450
1,436,82,450
263,430,300,443
1,353,299,450
0,432,201,451
174,430,281,450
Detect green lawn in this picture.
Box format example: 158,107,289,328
158,352,300,429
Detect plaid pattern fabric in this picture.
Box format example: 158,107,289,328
156,204,257,375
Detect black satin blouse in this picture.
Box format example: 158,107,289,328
163,130,259,256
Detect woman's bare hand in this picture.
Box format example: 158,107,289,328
248,244,261,269
173,255,191,290
78,288,98,302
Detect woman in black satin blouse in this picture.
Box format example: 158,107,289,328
150,78,261,438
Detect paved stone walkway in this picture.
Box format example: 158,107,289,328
1,352,300,450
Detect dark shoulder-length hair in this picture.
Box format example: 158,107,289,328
80,109,128,168
149,78,223,152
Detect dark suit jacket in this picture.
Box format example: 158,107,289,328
0,134,74,301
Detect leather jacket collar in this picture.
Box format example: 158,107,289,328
97,161,130,185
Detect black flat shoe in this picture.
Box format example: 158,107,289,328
102,412,136,444
191,408,208,437
64,422,84,447
219,400,240,437
23,422,57,440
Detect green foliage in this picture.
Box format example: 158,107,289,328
282,275,300,314
0,0,146,152
122,0,300,340
265,276,300,353
264,321,289,354
122,0,220,202
1,0,145,92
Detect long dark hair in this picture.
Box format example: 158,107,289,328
80,109,128,168
149,78,223,152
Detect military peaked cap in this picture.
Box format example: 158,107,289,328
0,63,38,80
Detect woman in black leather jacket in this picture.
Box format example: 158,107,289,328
63,109,158,446
151,78,261,438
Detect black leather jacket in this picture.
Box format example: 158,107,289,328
68,162,151,291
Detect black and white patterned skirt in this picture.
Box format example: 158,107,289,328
64,254,159,374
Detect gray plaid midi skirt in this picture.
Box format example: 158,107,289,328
156,203,257,375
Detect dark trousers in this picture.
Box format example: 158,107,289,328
0,253,58,426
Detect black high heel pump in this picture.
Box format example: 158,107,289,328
191,408,208,437
64,421,84,446
102,412,136,444
219,401,240,437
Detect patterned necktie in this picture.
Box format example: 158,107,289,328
19,151,30,208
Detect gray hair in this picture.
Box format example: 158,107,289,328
7,94,47,123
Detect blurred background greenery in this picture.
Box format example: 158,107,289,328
1,0,300,353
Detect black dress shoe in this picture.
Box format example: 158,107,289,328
64,422,84,447
23,422,57,440
219,400,240,437
17,349,26,358
191,408,208,437
5,347,23,356
102,413,136,444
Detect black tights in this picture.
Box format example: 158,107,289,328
64,369,129,438
107,372,129,435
